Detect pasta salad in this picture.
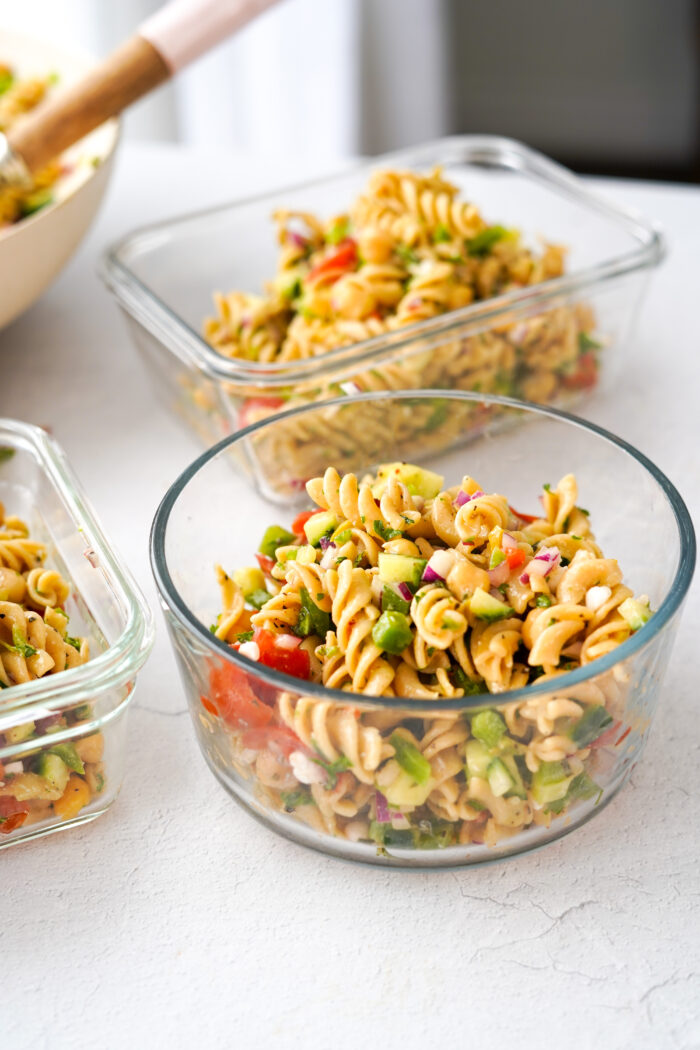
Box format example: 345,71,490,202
203,166,601,427
0,63,61,227
200,464,651,850
0,503,105,833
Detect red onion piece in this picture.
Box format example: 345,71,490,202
454,488,484,508
502,532,517,551
375,791,390,823
319,535,334,551
488,560,510,587
397,582,413,603
422,549,453,584
519,547,561,585
276,634,302,651
288,231,308,249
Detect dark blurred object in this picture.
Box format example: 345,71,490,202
447,0,700,182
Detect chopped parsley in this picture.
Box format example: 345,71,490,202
467,225,509,257
372,520,403,542
578,331,602,353
433,223,451,243
280,789,313,811
310,747,351,789
65,635,82,651
535,594,553,608
396,243,419,266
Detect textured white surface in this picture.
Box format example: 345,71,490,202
1,145,699,1050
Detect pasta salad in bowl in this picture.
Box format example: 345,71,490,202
150,392,694,867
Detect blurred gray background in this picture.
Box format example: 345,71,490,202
3,0,699,180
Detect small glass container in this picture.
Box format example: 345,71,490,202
102,136,664,449
0,420,154,848
150,392,695,867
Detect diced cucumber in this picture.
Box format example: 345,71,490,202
372,462,444,500
547,771,601,814
378,553,426,587
531,761,574,805
4,721,35,745
470,587,512,623
304,511,338,547
383,769,435,808
233,567,265,596
618,597,652,631
372,612,413,655
465,739,491,779
381,584,410,615
390,734,431,784
471,708,507,748
568,705,612,748
48,742,85,774
34,752,70,794
246,589,271,610
369,821,415,848
259,525,296,558
501,754,528,799
71,704,92,722
487,757,514,797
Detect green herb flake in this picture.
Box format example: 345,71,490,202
578,332,602,353
311,747,352,789
373,520,403,542
280,789,313,811
65,635,82,652
396,243,419,266
235,630,254,643
467,225,509,257
433,223,451,244
535,594,553,608
326,218,350,245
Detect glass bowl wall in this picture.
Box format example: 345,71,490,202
150,393,694,867
103,136,664,449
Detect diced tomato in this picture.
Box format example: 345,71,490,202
509,504,539,524
615,726,632,747
0,797,30,834
307,238,358,285
506,548,526,570
253,628,310,680
255,553,276,575
291,510,319,537
207,662,274,729
200,695,219,716
561,352,597,391
240,726,301,757
238,397,285,430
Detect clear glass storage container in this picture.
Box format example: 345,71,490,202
103,136,664,450
0,421,154,848
150,392,695,868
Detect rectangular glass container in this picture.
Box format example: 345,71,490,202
101,135,664,450
0,421,153,848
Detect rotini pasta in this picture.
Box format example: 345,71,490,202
0,503,105,835
200,167,603,467
200,466,651,851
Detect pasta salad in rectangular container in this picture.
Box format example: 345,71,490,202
0,421,153,848
101,136,664,459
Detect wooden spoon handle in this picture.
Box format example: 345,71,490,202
8,36,168,175
7,0,281,176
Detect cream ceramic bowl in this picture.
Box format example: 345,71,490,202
0,31,120,330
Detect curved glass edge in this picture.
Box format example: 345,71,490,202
0,420,155,715
100,134,666,388
150,390,696,714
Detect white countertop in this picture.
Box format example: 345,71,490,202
2,144,699,1050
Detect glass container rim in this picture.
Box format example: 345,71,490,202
0,419,155,715
149,390,695,712
100,134,666,389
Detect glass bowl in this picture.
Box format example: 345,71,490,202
150,392,694,867
0,420,153,848
102,136,664,448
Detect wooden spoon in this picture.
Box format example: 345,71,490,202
0,0,281,186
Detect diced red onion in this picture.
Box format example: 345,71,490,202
288,231,308,249
276,634,302,651
375,792,390,823
454,488,484,508
519,547,561,585
502,532,517,551
319,535,333,551
320,544,338,569
422,549,453,583
397,582,413,603
339,381,362,396
488,560,510,587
